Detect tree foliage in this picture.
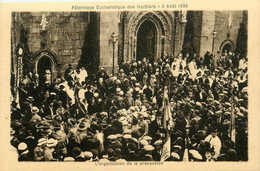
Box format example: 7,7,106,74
235,11,248,59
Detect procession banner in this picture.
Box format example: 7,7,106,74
160,130,171,162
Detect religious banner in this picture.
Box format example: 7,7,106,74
160,130,171,162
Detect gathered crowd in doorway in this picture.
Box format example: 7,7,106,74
10,51,248,162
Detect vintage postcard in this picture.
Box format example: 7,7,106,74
0,0,259,171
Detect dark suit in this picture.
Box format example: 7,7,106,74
42,105,57,119
152,149,161,161
124,152,140,161
75,156,86,161
140,155,154,161
84,91,93,104
57,90,68,108
112,120,123,134
143,87,153,100
149,118,164,137
107,142,123,151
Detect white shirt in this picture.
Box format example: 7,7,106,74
205,135,221,159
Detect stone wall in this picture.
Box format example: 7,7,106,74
199,11,216,57
192,11,245,58
13,12,90,76
214,11,244,55
192,11,203,57
99,12,120,74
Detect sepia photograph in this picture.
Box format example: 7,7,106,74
9,10,249,163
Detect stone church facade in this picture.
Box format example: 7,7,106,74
11,11,247,88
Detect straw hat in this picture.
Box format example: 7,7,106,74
27,96,34,102
64,157,75,161
171,152,180,160
123,134,132,139
18,142,27,151
77,122,88,131
154,140,162,146
107,135,117,140
143,136,152,141
140,140,149,146
46,138,58,148
84,151,93,158
37,138,47,146
143,145,155,152
32,106,39,113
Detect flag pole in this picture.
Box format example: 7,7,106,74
230,79,236,144
183,127,190,162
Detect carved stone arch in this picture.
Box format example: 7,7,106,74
128,11,171,39
134,15,163,37
219,39,235,55
126,11,172,61
34,50,58,82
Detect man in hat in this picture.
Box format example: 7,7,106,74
107,148,116,161
203,51,212,69
143,84,153,102
45,70,52,85
84,151,93,162
140,145,155,161
149,109,164,137
44,138,58,161
38,122,52,139
107,134,122,150
72,147,86,161
117,69,126,81
23,96,34,115
51,123,68,160
89,149,99,161
152,140,162,161
134,94,142,108
18,142,31,161
29,106,42,124
68,122,88,146
84,85,94,104
123,142,140,161
57,85,68,108
138,113,149,139
42,101,56,119
55,100,68,120
34,138,47,161
64,64,73,82
124,91,134,109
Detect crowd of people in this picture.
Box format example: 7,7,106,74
10,51,248,162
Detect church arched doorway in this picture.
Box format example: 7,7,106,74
136,20,157,63
220,40,234,56
222,43,232,55
37,55,52,85
34,51,58,86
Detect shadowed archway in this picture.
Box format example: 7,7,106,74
37,55,52,85
34,51,58,84
136,20,157,63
